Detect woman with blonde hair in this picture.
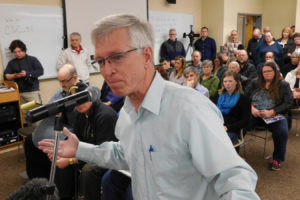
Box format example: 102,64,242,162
277,27,294,65
169,56,186,85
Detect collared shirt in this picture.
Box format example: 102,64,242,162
76,72,259,200
195,82,209,97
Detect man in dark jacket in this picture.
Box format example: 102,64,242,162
237,50,257,79
159,28,186,66
194,27,216,61
247,28,264,65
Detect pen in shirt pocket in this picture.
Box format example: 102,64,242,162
149,145,154,161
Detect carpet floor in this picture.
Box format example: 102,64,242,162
1,126,300,200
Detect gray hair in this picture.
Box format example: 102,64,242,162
91,14,154,50
228,61,240,69
184,66,200,77
202,60,213,68
70,32,81,39
169,28,176,32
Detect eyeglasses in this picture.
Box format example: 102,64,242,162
59,76,73,84
95,48,139,69
262,70,274,74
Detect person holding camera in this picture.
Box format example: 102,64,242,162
3,39,44,125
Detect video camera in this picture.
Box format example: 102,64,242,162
183,25,200,45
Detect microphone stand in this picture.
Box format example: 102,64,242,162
45,116,64,200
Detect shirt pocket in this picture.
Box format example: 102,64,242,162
149,151,192,191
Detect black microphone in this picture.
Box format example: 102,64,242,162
27,87,95,123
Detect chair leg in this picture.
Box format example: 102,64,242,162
296,119,299,137
263,130,272,160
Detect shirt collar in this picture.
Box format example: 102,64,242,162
123,72,164,116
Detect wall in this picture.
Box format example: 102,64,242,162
0,0,103,104
148,0,202,37
223,0,263,45
296,0,300,32
202,0,224,52
262,0,297,39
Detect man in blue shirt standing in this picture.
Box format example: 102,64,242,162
194,27,217,61
39,14,260,200
160,28,186,66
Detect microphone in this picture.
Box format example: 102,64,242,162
26,87,96,123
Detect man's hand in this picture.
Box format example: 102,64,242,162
103,101,112,106
186,79,195,88
39,127,79,158
293,91,300,99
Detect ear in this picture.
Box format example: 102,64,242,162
142,46,153,68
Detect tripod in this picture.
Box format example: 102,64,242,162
186,40,194,62
45,116,64,200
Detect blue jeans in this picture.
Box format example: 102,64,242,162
247,115,289,161
102,170,133,200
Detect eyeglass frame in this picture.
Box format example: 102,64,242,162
95,48,141,69
59,76,74,84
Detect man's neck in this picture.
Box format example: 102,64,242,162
128,70,156,112
201,36,207,40
72,45,81,50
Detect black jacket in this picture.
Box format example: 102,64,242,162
245,79,293,119
74,99,118,145
238,60,257,79
220,94,251,135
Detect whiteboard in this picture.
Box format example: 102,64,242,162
65,0,148,59
149,11,194,64
0,4,64,79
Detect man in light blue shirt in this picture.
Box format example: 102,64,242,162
184,66,209,98
39,14,260,200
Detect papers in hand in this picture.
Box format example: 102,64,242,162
263,114,284,124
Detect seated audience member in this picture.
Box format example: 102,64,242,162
247,28,264,65
287,33,300,57
188,50,202,73
223,30,242,58
257,52,280,72
246,62,293,171
160,58,172,76
281,52,300,77
184,67,209,97
237,50,257,79
200,60,220,101
101,81,124,113
213,56,226,80
51,82,118,200
277,27,294,64
6,178,59,200
255,31,283,69
102,170,133,200
228,61,252,91
156,64,169,80
285,62,300,105
25,64,80,180
217,71,250,150
169,56,186,85
160,28,186,66
217,52,229,65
